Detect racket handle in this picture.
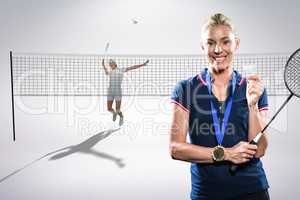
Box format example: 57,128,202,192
249,139,258,145
229,138,259,175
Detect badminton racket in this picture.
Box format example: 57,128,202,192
104,42,110,54
230,48,300,174
102,42,110,72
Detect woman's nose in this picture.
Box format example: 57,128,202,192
214,44,222,54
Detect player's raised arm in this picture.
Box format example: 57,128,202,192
102,59,109,75
125,60,149,72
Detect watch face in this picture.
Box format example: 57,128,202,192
213,146,225,161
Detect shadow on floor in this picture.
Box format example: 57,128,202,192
0,127,123,183
48,128,124,167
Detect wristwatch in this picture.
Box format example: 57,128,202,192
212,145,225,162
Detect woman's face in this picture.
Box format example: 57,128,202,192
201,25,239,73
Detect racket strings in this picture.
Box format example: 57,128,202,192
285,49,300,96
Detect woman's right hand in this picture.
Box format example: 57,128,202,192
225,141,257,164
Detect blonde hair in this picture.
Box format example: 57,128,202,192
201,13,236,36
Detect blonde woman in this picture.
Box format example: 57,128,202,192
169,13,269,200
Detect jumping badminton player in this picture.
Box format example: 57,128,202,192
102,58,149,126
169,13,270,200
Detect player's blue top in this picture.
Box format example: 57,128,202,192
171,68,269,200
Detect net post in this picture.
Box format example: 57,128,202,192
10,51,16,141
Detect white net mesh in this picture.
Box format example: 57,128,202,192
11,53,290,96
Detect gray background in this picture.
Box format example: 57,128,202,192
1,0,300,199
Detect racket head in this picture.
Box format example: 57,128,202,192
104,42,110,53
284,48,300,98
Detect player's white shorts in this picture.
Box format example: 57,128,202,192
107,88,122,101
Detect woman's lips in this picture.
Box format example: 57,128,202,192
213,56,226,63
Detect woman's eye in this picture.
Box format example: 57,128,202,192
207,41,214,46
223,40,231,45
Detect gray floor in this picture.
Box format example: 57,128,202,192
0,97,190,200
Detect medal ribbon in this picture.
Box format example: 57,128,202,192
205,69,236,145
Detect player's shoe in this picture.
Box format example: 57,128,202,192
119,115,124,126
112,111,117,121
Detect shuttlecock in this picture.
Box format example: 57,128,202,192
131,18,138,24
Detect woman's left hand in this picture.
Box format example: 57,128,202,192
246,74,264,106
143,60,150,66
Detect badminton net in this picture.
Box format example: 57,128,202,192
11,52,290,96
